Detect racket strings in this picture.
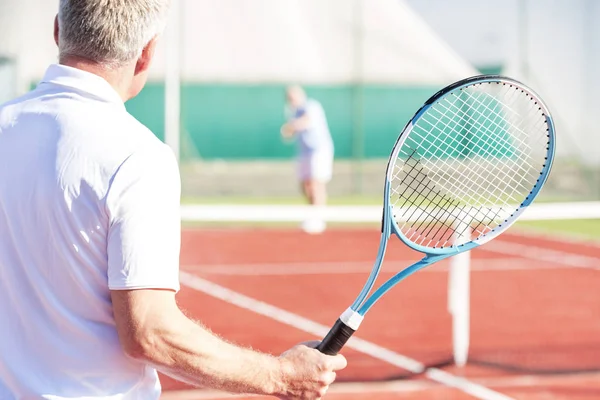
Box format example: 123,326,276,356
404,129,523,205
393,154,507,247
392,153,501,246
414,86,546,205
390,82,551,248
400,137,521,213
433,90,546,177
408,113,534,209
411,100,524,202
444,87,549,201
391,156,459,245
432,85,544,225
417,88,547,199
454,89,548,176
453,90,549,208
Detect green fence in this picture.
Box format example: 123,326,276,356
125,83,439,160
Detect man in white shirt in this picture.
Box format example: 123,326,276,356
281,86,335,234
0,1,346,399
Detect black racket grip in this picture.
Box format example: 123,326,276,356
316,319,356,355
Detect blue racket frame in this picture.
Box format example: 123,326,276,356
316,75,556,356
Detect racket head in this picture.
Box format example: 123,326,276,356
383,75,555,256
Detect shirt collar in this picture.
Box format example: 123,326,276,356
39,64,125,108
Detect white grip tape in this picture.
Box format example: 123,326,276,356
340,307,364,330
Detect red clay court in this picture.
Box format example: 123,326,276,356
160,226,600,400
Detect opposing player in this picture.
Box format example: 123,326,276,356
281,85,335,234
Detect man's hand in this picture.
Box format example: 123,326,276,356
275,342,347,399
280,123,295,139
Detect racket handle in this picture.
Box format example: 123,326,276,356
316,319,356,355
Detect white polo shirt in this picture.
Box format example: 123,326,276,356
0,64,181,399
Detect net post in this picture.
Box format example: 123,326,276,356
448,222,471,367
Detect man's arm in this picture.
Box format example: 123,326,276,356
106,144,345,398
111,288,346,398
289,114,312,132
281,114,311,139
281,103,313,140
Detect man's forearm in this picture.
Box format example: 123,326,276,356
136,312,286,396
292,115,311,131
113,289,344,398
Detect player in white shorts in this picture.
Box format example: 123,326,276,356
281,85,334,233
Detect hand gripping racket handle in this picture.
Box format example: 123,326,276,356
316,319,356,355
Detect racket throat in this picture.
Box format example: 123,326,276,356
351,205,395,311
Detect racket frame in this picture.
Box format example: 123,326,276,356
317,75,556,356
386,75,556,254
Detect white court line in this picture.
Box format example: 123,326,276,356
182,256,592,276
182,234,600,277
484,240,600,270
162,371,600,399
180,271,514,400
161,379,441,399
509,228,600,248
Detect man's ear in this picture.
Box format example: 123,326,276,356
54,15,59,46
135,37,159,76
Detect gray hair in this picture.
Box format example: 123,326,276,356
57,0,170,67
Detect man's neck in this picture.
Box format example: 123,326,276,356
60,57,131,102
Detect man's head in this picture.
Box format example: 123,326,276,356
286,85,307,109
54,0,170,100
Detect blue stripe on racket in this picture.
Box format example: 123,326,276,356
316,75,556,355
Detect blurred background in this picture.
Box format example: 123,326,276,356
2,0,600,204
1,1,600,399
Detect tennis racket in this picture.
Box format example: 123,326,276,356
316,75,556,355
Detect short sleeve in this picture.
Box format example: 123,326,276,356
105,144,181,292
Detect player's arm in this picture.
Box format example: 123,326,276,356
281,106,312,139
280,115,311,140
111,289,346,397
289,114,311,131
282,114,311,135
106,143,346,397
